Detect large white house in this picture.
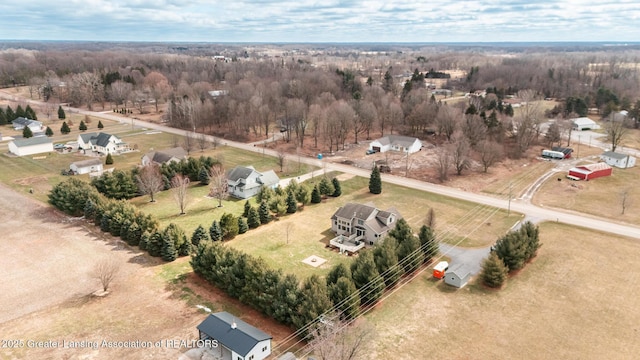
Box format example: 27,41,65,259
8,137,53,156
600,151,636,169
331,202,402,247
197,312,272,360
227,166,280,199
369,135,422,154
572,117,600,131
77,132,129,155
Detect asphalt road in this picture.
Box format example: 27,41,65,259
2,91,639,242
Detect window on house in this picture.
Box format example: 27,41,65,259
369,241,373,245
357,219,364,225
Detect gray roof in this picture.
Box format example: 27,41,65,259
259,169,280,187
72,158,103,167
332,202,402,234
80,132,120,147
227,166,256,182
572,117,596,125
11,136,52,147
197,312,271,357
375,135,420,148
601,151,630,160
449,263,471,278
146,147,187,164
332,202,377,221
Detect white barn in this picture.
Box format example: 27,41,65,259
572,117,600,131
8,137,54,156
197,312,272,360
369,135,422,154
70,158,104,175
600,151,636,169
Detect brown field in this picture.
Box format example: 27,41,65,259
367,221,640,359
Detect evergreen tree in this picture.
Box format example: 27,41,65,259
286,190,297,214
45,126,53,137
326,263,352,286
273,273,300,326
505,104,514,117
219,213,239,240
492,231,527,272
79,120,87,131
418,225,438,263
25,105,37,120
243,200,252,218
98,120,104,129
209,220,222,241
238,217,248,234
147,231,164,257
331,177,342,197
161,235,178,261
350,249,385,305
310,185,321,203
15,105,25,118
198,167,210,185
293,275,333,333
247,207,261,229
369,165,382,194
389,219,423,273
22,126,33,138
126,221,142,246
105,153,114,165
60,121,70,134
328,277,360,320
138,231,150,251
259,201,271,224
373,237,402,287
0,108,6,125
318,177,334,197
295,185,311,206
481,252,509,288
58,105,66,120
520,221,542,261
164,223,189,256
191,225,210,246
6,106,15,122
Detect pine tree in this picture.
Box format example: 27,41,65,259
219,213,239,240
328,277,360,320
243,200,251,218
147,231,164,257
373,237,402,287
79,120,87,131
98,120,104,129
58,106,66,120
331,177,342,197
326,263,352,286
492,231,527,272
293,275,333,333
369,165,382,194
311,185,321,203
22,126,33,139
6,106,15,122
0,108,6,125
286,190,297,214
318,177,334,197
45,127,53,137
238,217,248,234
389,219,423,273
418,225,438,263
105,153,114,165
259,201,271,224
247,207,260,229
350,250,385,305
198,167,210,185
15,105,25,118
481,252,509,288
295,185,311,206
161,235,178,261
25,105,37,120
209,220,222,241
60,121,70,134
191,225,210,246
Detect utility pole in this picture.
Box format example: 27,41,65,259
577,134,581,158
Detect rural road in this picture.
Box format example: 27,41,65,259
2,90,640,243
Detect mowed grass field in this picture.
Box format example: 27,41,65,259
367,222,640,359
533,163,640,225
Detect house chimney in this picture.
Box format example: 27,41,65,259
231,322,237,329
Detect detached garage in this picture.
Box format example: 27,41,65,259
8,137,54,156
70,158,103,175
444,264,471,288
568,163,612,181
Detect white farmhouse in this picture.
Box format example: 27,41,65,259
600,151,636,169
77,132,129,155
227,166,280,199
369,135,422,154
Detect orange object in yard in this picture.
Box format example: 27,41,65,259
433,261,449,279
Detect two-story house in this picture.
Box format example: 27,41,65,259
330,202,402,247
227,166,280,199
77,132,129,155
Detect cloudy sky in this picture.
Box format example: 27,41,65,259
2,0,640,43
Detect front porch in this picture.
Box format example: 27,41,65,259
329,234,365,254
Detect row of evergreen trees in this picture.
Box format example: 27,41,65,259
480,221,542,288
191,217,439,334
0,104,37,125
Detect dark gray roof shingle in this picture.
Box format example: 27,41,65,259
197,312,271,357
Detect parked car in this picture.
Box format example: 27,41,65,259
365,149,376,155
54,143,65,150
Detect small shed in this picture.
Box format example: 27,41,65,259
70,158,104,175
571,117,599,131
600,151,636,169
444,264,471,288
433,261,449,279
568,163,612,181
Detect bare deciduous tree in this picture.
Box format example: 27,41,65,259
171,174,190,215
435,147,452,182
277,150,286,173
426,208,436,229
476,140,504,173
284,222,294,245
92,257,121,292
620,188,633,215
606,119,629,152
209,164,228,207
183,131,195,154
308,315,374,360
136,163,164,202
435,105,459,142
197,133,209,152
452,135,471,176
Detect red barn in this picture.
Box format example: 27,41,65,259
568,163,612,181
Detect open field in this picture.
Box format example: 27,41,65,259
533,163,640,224
367,221,640,359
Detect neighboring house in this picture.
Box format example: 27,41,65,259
141,147,187,166
444,264,472,288
77,132,129,155
600,151,636,169
501,98,525,108
567,163,612,181
8,136,53,156
12,117,44,132
330,202,402,248
70,158,103,175
551,146,573,159
369,135,422,154
572,117,600,131
197,311,272,360
227,166,280,199
608,110,629,123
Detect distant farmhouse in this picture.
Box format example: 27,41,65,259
330,202,402,254
600,151,636,169
12,117,44,133
227,166,280,199
572,117,600,131
141,147,187,166
197,311,272,360
8,137,53,156
77,132,129,155
369,135,422,154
